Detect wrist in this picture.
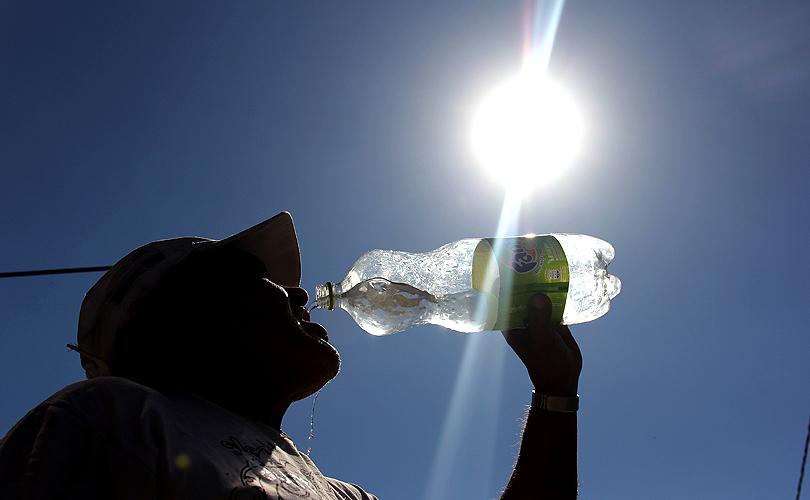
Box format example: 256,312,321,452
531,390,579,413
530,377,579,396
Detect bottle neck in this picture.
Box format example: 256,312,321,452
315,281,338,310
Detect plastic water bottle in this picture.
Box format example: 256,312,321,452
314,234,621,336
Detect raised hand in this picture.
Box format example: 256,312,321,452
502,294,582,395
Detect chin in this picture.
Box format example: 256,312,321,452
267,319,341,401
291,365,340,401
289,338,341,401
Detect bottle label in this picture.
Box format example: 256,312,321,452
471,236,569,329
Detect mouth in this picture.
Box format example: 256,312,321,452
296,305,311,323
295,306,329,343
302,321,330,343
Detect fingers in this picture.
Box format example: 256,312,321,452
527,293,554,340
502,294,553,336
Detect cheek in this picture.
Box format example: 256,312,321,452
218,292,291,328
243,291,297,325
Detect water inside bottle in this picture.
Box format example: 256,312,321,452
339,278,492,335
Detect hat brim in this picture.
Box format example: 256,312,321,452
214,211,301,287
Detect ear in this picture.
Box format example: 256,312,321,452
67,343,112,378
81,355,112,378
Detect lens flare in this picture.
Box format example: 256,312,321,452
428,1,572,496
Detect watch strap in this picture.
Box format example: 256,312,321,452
532,390,579,413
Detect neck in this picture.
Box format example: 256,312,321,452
241,399,289,430
205,388,292,430
174,374,292,431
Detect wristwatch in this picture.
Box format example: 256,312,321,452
531,390,579,413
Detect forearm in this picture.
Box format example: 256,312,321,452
500,405,578,499
499,295,582,499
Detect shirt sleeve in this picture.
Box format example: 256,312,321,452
0,401,157,500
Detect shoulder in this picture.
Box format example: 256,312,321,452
3,377,160,434
0,378,166,497
325,477,379,500
46,375,160,403
47,375,161,403
38,376,162,424
1,377,173,472
6,377,172,449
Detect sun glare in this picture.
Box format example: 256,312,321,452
472,73,584,193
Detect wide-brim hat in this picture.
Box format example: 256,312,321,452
73,212,300,378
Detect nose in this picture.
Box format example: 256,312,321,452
284,286,309,308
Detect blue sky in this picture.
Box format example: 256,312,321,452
1,1,809,499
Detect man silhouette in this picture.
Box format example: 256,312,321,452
0,212,581,499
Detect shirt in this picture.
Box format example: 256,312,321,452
0,376,377,500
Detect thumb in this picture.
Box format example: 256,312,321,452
527,293,554,335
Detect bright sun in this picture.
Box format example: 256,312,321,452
472,73,584,193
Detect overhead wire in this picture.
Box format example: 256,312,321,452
0,266,111,279
797,412,810,500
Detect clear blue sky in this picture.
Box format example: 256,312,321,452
1,1,809,499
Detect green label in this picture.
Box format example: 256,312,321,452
472,236,569,329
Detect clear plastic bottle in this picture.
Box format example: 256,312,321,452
314,234,620,336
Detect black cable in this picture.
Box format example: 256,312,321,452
0,266,112,279
797,412,810,500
